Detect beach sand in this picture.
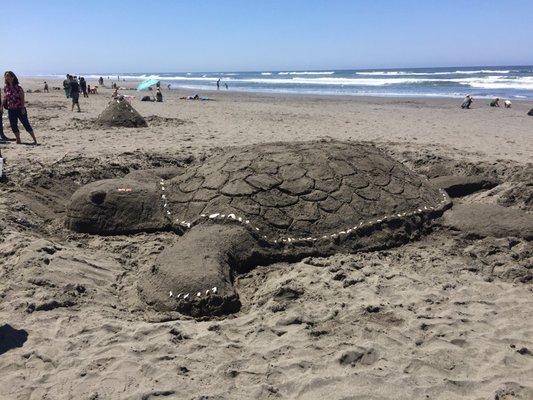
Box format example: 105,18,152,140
0,78,532,399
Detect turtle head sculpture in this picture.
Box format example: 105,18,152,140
66,178,167,234
66,141,452,318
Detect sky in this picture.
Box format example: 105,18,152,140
2,0,532,74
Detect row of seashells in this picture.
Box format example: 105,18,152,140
159,179,450,245
169,287,217,300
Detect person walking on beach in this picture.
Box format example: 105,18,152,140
461,95,473,109
3,71,38,145
69,75,81,112
98,76,104,86
43,81,49,93
79,77,88,98
63,74,71,98
216,78,221,90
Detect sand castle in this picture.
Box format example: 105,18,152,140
96,98,148,128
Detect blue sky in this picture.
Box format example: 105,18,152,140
2,0,532,74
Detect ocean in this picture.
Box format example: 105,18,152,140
55,66,533,99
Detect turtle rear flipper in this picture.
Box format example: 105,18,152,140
138,224,261,317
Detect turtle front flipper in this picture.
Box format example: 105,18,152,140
138,224,262,317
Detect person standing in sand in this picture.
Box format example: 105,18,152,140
68,75,81,112
63,74,71,98
216,78,221,90
79,77,88,98
3,71,38,145
43,81,49,93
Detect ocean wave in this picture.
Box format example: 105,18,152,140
356,69,512,76
261,72,272,75
278,71,335,75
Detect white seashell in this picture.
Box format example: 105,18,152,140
238,217,242,222
245,220,250,224
169,291,173,298
183,293,189,299
212,287,217,294
161,187,165,191
206,289,210,295
186,223,191,228
209,213,220,219
177,293,182,298
201,214,206,217
255,227,259,231
197,292,201,297
220,214,225,218
228,213,236,219
163,203,168,208
166,211,171,215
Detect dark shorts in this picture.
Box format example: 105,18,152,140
71,92,80,103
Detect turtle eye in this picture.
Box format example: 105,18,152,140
89,191,107,205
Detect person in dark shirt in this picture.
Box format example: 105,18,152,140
69,76,81,112
63,74,71,98
490,98,500,107
43,81,49,93
79,77,88,98
156,88,163,102
461,95,473,109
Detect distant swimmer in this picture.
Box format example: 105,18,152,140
490,98,500,107
461,95,473,109
504,100,512,108
225,82,228,90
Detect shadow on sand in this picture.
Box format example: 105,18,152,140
0,324,28,355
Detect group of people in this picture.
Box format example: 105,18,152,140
0,71,37,145
63,75,90,112
461,95,512,109
216,78,229,90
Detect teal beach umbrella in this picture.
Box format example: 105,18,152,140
137,78,160,91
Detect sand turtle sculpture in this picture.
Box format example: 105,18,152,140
96,98,148,128
66,140,451,317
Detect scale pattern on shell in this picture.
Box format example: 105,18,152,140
159,141,448,242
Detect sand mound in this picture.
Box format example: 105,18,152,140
96,99,147,128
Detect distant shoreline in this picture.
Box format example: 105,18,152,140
23,65,533,100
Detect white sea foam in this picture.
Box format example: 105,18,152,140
356,69,512,76
278,71,335,75
261,72,272,75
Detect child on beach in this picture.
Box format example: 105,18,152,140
3,71,38,145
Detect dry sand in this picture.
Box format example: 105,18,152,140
0,78,532,399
